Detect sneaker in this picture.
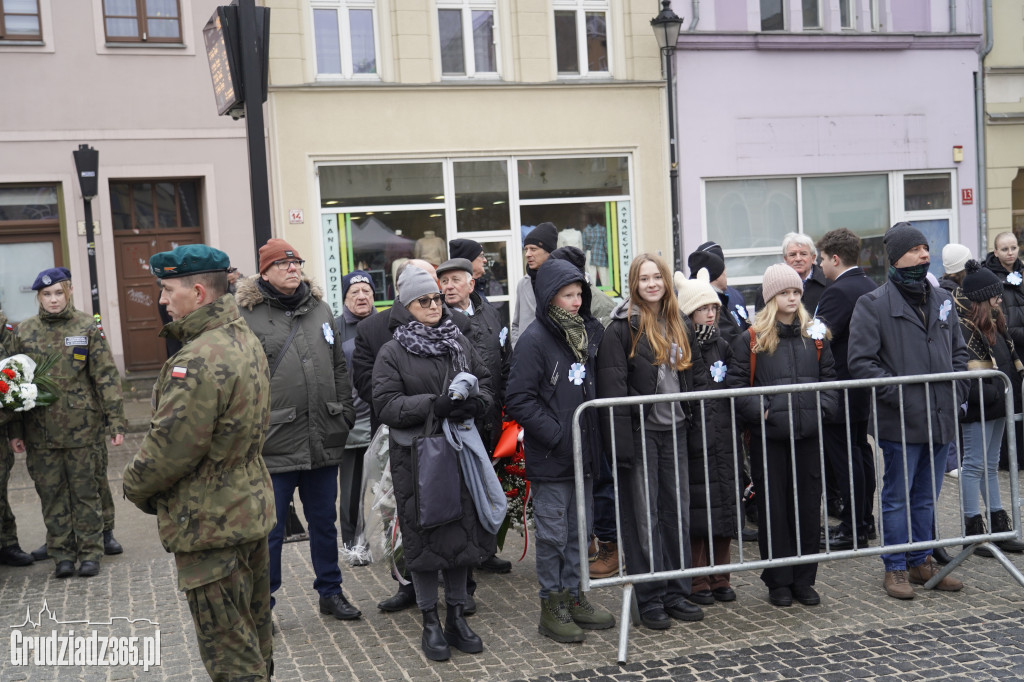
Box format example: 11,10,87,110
883,569,914,600
567,590,615,630
589,540,620,579
908,557,963,592
945,468,960,479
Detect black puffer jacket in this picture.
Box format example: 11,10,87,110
505,259,604,483
453,291,510,450
371,309,495,572
687,326,738,539
727,321,838,440
596,300,703,469
353,299,471,432
983,251,1024,352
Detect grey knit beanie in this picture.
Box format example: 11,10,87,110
398,266,439,305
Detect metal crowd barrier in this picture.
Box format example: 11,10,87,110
571,369,1024,664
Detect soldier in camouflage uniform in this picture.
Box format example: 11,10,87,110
0,312,34,567
8,269,125,579
123,244,275,681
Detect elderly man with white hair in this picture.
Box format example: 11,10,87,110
755,232,829,315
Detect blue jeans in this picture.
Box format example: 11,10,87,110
269,466,343,606
878,440,947,571
961,418,1005,517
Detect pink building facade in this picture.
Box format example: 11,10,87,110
671,0,984,296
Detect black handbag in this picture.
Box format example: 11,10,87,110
412,410,463,529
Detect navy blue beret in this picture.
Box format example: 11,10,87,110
31,267,71,291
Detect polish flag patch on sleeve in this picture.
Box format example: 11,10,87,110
171,366,188,379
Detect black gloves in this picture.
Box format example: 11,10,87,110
449,396,485,419
433,394,454,418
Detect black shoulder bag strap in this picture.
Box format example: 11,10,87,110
270,320,303,378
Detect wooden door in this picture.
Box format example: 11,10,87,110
114,231,201,371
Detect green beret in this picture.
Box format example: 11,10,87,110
150,244,230,279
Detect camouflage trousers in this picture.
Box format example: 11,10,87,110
180,538,273,681
95,441,115,532
25,444,103,563
0,438,19,547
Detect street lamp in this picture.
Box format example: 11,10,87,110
651,0,684,273
72,144,102,317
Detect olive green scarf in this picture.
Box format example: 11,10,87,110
547,304,588,363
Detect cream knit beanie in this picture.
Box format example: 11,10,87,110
676,268,721,316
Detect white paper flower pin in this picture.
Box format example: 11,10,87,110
568,362,586,386
710,360,727,383
808,318,827,341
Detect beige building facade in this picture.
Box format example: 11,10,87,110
985,0,1024,253
0,0,258,373
265,0,674,317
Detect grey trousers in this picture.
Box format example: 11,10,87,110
532,478,593,599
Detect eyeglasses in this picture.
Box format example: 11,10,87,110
414,294,443,309
272,259,305,270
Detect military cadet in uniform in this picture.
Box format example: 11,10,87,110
0,310,33,567
123,244,276,680
8,268,125,578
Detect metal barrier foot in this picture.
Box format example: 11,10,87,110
984,544,1024,588
617,583,634,665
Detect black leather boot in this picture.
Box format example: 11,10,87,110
420,608,450,661
443,603,483,654
964,514,993,558
991,509,1024,552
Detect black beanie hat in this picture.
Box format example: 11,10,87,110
962,259,1003,302
449,238,483,262
524,222,558,254
884,222,928,265
551,246,586,273
688,249,725,281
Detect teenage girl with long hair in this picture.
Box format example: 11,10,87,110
597,253,705,629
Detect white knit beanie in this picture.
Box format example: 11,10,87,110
761,263,804,303
941,243,971,275
675,268,721,316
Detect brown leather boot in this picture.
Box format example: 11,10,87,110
883,570,914,600
908,556,963,591
589,540,620,579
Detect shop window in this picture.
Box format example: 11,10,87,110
903,173,951,211
319,155,633,313
0,184,62,322
453,160,509,232
438,1,497,78
553,0,608,76
110,179,202,231
312,0,377,78
102,0,181,43
0,0,40,40
760,0,784,31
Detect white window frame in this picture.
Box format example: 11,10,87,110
839,0,855,30
801,0,822,30
436,0,499,79
310,0,380,80
552,0,610,78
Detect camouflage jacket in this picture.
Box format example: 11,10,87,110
122,295,276,556
12,305,126,448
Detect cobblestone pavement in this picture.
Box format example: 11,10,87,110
0,427,1022,680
